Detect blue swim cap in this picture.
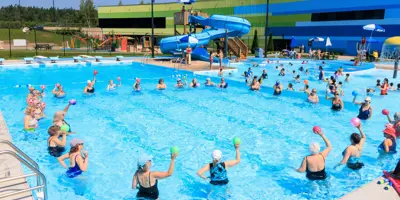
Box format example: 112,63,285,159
275,81,280,86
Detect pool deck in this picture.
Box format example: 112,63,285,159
0,112,33,200
340,176,399,200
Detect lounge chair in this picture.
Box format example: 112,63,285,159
116,56,124,61
94,56,103,62
0,58,4,65
24,57,34,64
79,55,95,62
49,57,59,63
73,57,82,63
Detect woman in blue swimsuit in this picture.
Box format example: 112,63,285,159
132,153,178,199
353,96,373,120
338,124,365,170
197,143,241,185
318,66,324,81
57,138,88,178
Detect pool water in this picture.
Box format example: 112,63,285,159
0,62,398,200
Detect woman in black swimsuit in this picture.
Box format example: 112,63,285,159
325,91,344,111
47,125,67,157
84,75,96,94
132,153,178,199
296,128,332,180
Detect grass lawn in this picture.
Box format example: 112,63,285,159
0,50,162,59
0,29,65,45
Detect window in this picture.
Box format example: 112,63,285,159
311,9,385,22
99,17,166,28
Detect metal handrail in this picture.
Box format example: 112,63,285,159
179,58,186,69
0,140,39,170
0,150,47,200
141,53,151,64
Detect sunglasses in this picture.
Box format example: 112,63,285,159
79,143,84,146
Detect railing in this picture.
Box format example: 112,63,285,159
234,37,248,57
140,53,151,64
227,38,241,58
0,150,47,200
173,58,182,70
178,58,186,69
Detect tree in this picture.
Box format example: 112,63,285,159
251,29,259,54
118,0,123,6
139,0,145,5
267,32,274,51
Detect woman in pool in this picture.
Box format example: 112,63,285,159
379,125,397,153
339,124,365,170
26,86,44,104
83,75,96,94
295,128,331,180
176,78,184,88
218,67,224,77
156,78,167,90
376,79,381,88
318,66,324,81
107,80,120,91
205,78,215,87
32,100,45,120
380,78,389,95
389,82,396,91
58,138,88,178
353,96,372,120
47,125,67,157
190,78,199,88
197,143,240,185
258,69,268,84
133,78,141,92
52,84,66,98
308,88,319,103
218,78,228,88
386,112,400,137
132,153,178,199
294,74,300,83
278,68,285,76
325,91,344,111
300,84,310,94
345,74,350,83
53,103,73,133
273,81,282,95
24,107,38,131
250,76,260,91
287,83,294,91
305,69,309,75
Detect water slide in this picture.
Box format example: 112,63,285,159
160,15,251,62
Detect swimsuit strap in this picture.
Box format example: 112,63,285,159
148,172,151,186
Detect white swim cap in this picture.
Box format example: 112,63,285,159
309,142,320,155
212,150,222,160
87,80,91,84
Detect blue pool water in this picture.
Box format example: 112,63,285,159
0,61,399,200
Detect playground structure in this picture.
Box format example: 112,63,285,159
161,12,251,62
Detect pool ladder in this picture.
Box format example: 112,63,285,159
140,53,151,64
0,140,47,200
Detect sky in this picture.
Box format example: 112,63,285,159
0,0,175,9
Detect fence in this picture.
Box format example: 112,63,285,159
0,27,292,59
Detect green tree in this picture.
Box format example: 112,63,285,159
118,0,123,6
250,29,259,54
267,33,274,51
139,0,145,5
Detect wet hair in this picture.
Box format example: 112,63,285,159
275,66,278,69
292,70,295,73
296,75,300,78
158,78,164,84
384,78,389,83
69,145,80,154
377,79,381,83
390,82,394,86
346,73,350,77
350,133,361,144
305,84,309,89
288,83,293,88
319,66,323,70
339,81,343,85
48,125,60,136
398,83,400,89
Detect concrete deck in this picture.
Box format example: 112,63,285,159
0,112,33,200
340,176,399,200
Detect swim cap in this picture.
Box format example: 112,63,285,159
383,127,396,139
394,112,400,120
275,81,280,86
212,150,222,160
138,154,153,167
365,96,371,101
70,138,84,147
87,80,91,84
309,142,320,155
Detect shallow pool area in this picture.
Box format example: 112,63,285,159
0,61,399,200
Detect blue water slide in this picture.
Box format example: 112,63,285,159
159,15,251,62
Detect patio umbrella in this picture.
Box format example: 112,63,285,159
325,37,332,52
363,24,385,52
290,36,296,48
309,37,324,42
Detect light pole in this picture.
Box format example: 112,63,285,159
151,0,155,58
264,0,269,57
53,0,56,23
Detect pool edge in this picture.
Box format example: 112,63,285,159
340,176,398,200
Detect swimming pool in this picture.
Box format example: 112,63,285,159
0,61,398,200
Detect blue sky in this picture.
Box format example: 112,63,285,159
0,0,175,9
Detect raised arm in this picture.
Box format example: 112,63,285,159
357,124,366,147
317,130,331,158
52,86,57,95
352,96,362,105
340,99,344,110
57,153,70,169
92,76,96,86
53,132,67,147
63,103,71,113
387,115,394,123
325,92,333,100
340,147,351,164
225,144,241,168
152,153,177,180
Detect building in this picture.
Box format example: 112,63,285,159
98,0,400,55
